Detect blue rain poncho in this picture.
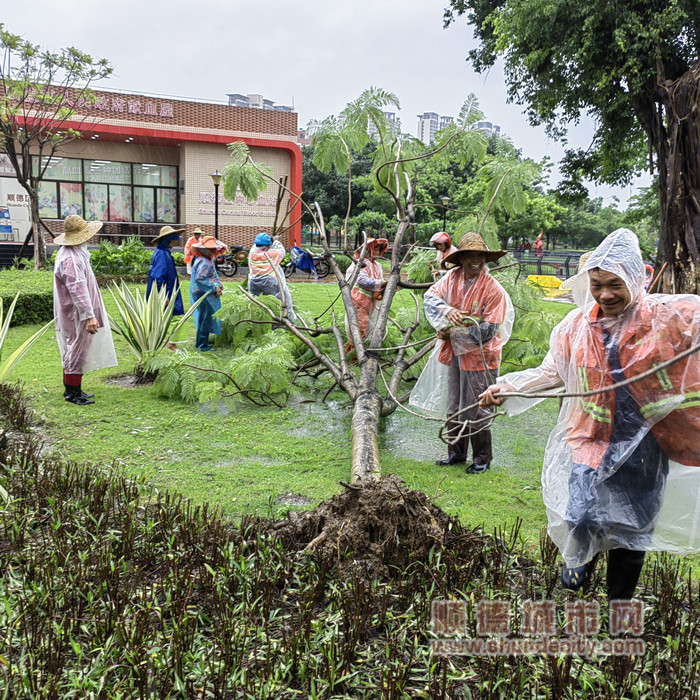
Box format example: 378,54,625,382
190,256,223,337
146,239,184,315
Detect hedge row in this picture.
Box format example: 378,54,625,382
0,269,54,327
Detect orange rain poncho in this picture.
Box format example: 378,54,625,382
495,229,700,566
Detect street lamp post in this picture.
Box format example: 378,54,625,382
441,195,450,231
210,170,222,239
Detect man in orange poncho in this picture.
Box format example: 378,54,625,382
345,238,389,339
424,232,512,473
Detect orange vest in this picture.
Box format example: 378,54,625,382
432,268,509,372
562,299,700,468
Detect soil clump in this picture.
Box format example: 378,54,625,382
273,473,488,577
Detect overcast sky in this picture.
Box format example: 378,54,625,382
4,0,649,207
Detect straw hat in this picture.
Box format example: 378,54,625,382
191,227,204,236
560,251,593,290
153,225,186,243
53,215,103,246
441,232,507,268
192,235,228,253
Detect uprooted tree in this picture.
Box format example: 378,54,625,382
219,88,548,483
444,0,700,293
0,24,112,268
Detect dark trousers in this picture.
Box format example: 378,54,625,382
445,359,495,465
607,548,646,600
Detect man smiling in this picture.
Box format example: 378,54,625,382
480,228,700,600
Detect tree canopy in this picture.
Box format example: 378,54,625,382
444,0,700,292
0,24,112,267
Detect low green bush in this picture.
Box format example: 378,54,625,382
0,269,54,326
90,237,153,276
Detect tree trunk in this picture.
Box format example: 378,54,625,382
658,60,700,293
29,193,47,269
349,357,382,484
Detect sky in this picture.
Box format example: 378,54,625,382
4,0,650,208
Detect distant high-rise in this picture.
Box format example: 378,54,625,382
417,112,441,144
473,120,501,136
418,113,501,143
226,93,294,112
368,111,398,137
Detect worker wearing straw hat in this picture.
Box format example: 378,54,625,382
184,227,205,274
423,232,513,473
147,225,186,350
481,228,700,600
190,235,227,351
53,215,117,405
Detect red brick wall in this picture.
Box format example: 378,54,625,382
66,88,297,136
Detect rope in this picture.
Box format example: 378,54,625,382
437,336,700,446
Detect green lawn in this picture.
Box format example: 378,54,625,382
6,277,570,552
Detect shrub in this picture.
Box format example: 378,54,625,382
90,236,152,276
0,270,54,326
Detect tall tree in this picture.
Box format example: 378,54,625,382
0,25,112,268
444,0,700,292
231,91,501,482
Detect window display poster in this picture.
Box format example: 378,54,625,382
38,181,58,219
157,188,177,223
109,185,132,222
60,182,83,218
134,187,155,222
85,184,109,221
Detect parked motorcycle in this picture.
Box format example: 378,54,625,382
214,244,248,277
284,246,330,279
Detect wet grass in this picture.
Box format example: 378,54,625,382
3,279,563,552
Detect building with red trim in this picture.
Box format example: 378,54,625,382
0,88,302,249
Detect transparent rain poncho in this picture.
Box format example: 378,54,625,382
495,228,700,565
410,266,514,416
53,244,117,375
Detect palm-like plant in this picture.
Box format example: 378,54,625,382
108,282,206,372
0,292,53,383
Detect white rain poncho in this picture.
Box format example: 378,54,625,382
495,228,700,565
53,244,117,374
248,240,296,323
410,266,514,416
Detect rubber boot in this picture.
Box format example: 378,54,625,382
63,385,94,400
64,384,95,405
607,549,646,600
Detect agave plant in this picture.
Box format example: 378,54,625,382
108,282,207,368
0,292,53,383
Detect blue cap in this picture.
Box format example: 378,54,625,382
254,233,272,246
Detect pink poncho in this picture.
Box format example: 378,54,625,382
53,244,117,374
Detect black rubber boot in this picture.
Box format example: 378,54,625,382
64,384,95,405
63,385,94,400
607,549,646,600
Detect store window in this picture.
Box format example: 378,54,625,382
134,187,155,222
133,164,177,187
31,156,178,224
38,181,58,219
109,185,132,222
85,184,109,221
157,189,178,223
60,183,83,218
85,160,131,184
34,157,82,182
